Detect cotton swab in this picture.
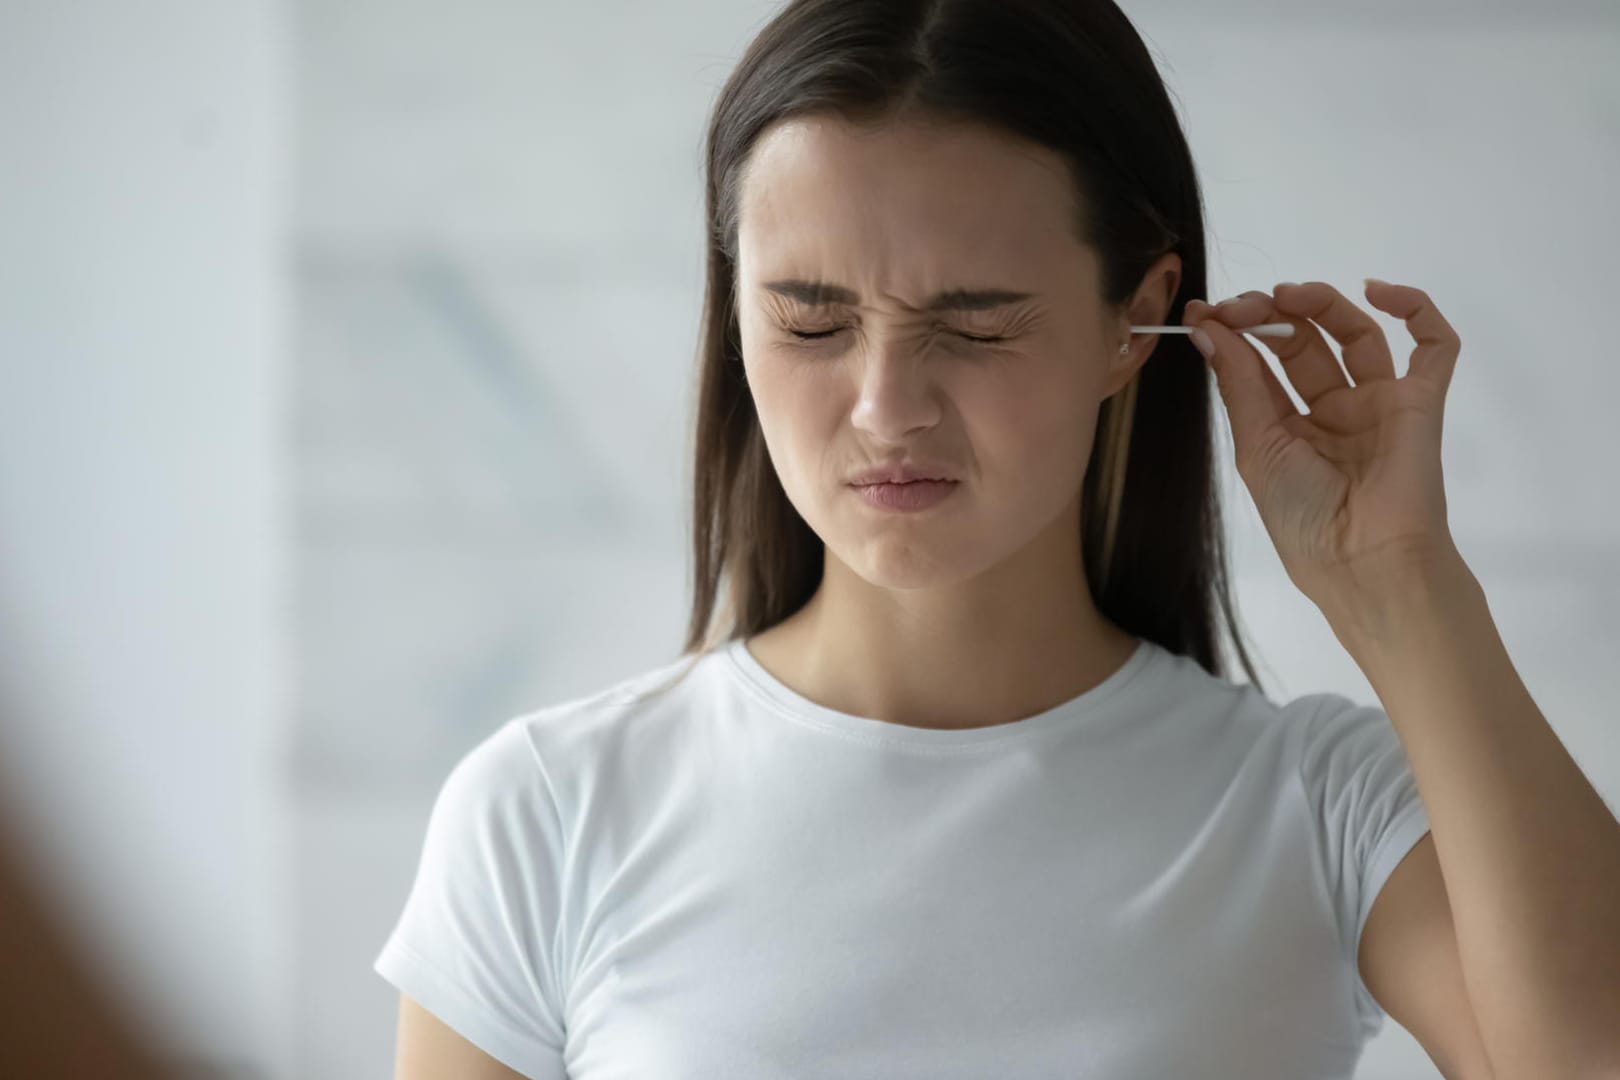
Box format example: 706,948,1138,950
1129,322,1295,340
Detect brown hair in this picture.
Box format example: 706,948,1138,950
665,0,1269,699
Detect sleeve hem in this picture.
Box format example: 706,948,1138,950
1350,800,1432,1022
374,938,569,1080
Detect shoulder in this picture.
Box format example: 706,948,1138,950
416,654,709,863
1289,691,1406,776
507,648,717,740
1156,651,1402,795
480,647,723,788
1144,640,1332,745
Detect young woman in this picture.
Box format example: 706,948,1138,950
376,1,1620,1077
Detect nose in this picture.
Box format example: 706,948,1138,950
848,339,945,441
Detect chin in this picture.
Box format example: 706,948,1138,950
841,540,993,591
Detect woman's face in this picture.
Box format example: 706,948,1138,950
734,114,1155,591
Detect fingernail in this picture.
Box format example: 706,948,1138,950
1191,328,1215,359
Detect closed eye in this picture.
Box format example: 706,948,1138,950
788,329,1007,344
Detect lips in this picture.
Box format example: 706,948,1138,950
853,478,959,511
848,463,961,486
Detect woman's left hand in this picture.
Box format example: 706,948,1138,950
1183,279,1463,611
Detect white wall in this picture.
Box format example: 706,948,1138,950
0,2,289,1076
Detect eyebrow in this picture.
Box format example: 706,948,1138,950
762,279,1035,313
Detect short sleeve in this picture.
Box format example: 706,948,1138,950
374,719,571,1080
1296,693,1432,1027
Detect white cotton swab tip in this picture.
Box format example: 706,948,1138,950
1130,322,1295,340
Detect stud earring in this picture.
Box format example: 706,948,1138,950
1119,344,1130,354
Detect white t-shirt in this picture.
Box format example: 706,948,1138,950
374,635,1431,1079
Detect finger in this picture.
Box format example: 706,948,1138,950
1186,301,1298,465
1272,280,1397,388
1187,299,1299,423
1206,288,1355,410
1362,279,1461,395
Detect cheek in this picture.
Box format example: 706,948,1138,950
746,374,835,491
967,379,1095,487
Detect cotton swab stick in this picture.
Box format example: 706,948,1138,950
1130,322,1295,340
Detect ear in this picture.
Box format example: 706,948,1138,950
1102,344,1150,399
1106,251,1184,396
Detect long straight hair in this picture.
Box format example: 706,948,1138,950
667,0,1268,699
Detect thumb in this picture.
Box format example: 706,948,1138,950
1191,316,1298,468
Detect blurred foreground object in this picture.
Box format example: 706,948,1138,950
0,814,170,1079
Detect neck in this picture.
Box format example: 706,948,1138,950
745,523,1138,731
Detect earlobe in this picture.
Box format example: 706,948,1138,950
1102,358,1138,400
1111,343,1134,395
1106,341,1147,397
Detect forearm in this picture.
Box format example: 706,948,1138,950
1321,551,1620,1078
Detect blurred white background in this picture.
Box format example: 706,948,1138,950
1,1,1616,1077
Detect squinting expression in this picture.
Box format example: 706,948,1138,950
734,113,1129,588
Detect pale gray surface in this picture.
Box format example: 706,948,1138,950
0,1,289,1075
2,1,1616,1078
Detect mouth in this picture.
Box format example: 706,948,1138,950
850,478,960,511
853,478,952,486
847,470,961,486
